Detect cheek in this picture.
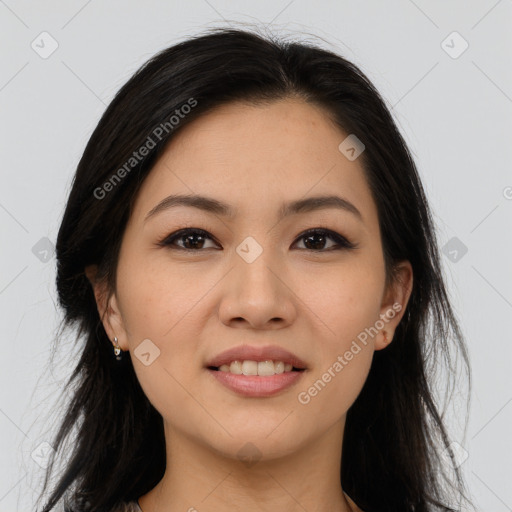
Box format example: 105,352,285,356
115,250,218,397
296,346,372,429
116,256,208,421
291,261,382,414
294,257,384,347
117,252,210,341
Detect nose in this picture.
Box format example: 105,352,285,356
217,247,297,330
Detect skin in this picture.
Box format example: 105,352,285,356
86,98,413,512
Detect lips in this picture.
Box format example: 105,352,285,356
205,344,307,370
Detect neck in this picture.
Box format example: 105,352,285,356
138,417,358,512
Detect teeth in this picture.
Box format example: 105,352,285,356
217,360,295,375
229,360,243,374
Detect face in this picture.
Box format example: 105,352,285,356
91,98,412,462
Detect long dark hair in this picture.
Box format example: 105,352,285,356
35,27,473,512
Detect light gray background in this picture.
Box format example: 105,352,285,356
1,1,511,511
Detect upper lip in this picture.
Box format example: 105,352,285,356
205,344,308,369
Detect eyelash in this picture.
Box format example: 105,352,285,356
157,227,358,253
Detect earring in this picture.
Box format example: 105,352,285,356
382,331,388,344
113,336,122,360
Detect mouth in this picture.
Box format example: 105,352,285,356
204,345,308,397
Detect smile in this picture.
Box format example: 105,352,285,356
210,359,305,376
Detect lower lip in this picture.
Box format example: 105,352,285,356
206,368,305,397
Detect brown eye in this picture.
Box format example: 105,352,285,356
293,228,357,251
160,228,219,251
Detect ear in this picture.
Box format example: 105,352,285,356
85,264,129,351
375,260,413,351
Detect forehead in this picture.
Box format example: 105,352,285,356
130,99,378,228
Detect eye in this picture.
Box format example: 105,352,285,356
158,228,220,251
159,227,357,252
292,228,357,251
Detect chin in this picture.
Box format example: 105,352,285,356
205,428,305,464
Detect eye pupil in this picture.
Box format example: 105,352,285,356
303,233,327,250
183,233,205,249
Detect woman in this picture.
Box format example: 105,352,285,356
36,27,473,512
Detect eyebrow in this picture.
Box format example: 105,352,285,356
144,193,363,223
